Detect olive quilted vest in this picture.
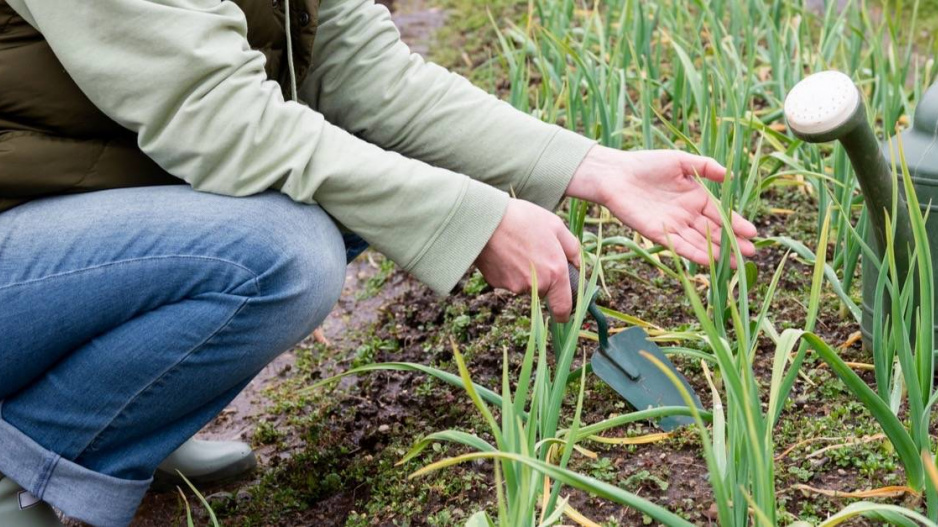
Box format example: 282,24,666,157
0,0,320,212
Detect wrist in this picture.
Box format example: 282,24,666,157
564,145,623,204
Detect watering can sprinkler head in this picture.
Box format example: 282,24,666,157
784,70,866,143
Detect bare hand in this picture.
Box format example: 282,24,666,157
475,199,580,322
566,146,758,266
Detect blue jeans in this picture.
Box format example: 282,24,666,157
0,186,353,526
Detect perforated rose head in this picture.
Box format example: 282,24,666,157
785,70,864,143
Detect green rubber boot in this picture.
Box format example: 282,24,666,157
152,438,257,490
0,474,63,527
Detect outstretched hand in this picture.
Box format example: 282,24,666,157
566,146,758,265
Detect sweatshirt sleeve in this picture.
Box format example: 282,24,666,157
8,0,510,294
300,0,597,211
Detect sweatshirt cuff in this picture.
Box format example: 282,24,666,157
406,180,510,295
516,127,597,210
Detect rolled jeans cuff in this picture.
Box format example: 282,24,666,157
0,403,151,527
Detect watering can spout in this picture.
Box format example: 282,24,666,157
784,71,912,269
784,71,938,351
837,111,910,260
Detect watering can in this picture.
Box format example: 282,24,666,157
784,71,938,348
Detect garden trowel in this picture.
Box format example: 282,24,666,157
567,265,703,431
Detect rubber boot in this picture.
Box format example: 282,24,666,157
0,474,63,527
152,438,256,490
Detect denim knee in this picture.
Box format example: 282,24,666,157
232,195,347,353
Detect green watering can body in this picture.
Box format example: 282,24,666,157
860,83,938,349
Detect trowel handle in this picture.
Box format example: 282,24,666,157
566,264,641,380
567,262,582,307
566,263,610,350
567,263,599,310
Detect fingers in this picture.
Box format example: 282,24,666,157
734,234,757,258
477,201,576,322
700,201,758,256
546,254,574,323
556,221,582,268
731,211,759,239
681,228,742,268
692,216,723,245
681,154,759,254
682,228,719,261
673,154,758,259
681,153,727,183
545,217,578,322
689,215,756,260
665,234,713,267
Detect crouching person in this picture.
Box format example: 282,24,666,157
0,0,756,525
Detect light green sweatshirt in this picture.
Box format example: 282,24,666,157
8,0,596,294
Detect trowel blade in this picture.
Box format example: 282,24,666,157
591,327,703,432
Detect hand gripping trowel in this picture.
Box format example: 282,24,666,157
566,264,704,431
